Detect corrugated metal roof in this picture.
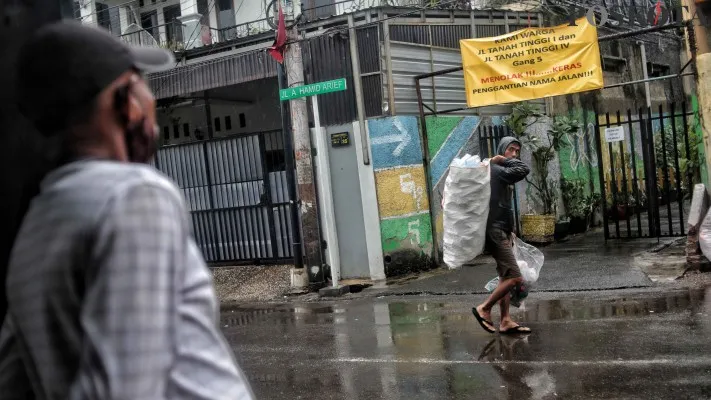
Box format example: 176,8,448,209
431,24,472,48
148,50,277,99
386,42,541,116
356,25,383,118
356,26,380,74
303,32,357,126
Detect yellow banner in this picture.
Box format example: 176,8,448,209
460,17,603,108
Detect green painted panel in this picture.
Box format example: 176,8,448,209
380,213,433,253
425,116,463,159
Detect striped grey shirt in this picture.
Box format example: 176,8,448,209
0,160,254,400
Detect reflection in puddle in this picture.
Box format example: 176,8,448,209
225,288,711,399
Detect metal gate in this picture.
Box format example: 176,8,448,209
152,131,295,264
595,103,698,239
478,124,521,236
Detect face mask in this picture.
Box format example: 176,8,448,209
124,117,159,164
115,82,158,164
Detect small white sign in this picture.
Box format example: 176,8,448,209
605,126,625,143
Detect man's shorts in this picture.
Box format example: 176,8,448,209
485,228,521,280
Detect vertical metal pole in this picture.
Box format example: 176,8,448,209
277,63,304,270
383,18,395,115
669,102,685,235
348,14,370,165
639,107,655,237
594,111,610,240
637,41,652,109
647,106,662,237
682,101,694,206
617,111,631,237
658,104,674,234
606,113,621,239
626,109,643,237
415,78,439,266
470,10,476,38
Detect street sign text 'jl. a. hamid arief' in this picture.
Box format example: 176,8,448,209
280,78,347,101
460,17,603,108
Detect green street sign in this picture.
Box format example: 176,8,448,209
280,78,347,101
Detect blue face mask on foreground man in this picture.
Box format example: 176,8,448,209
0,21,254,400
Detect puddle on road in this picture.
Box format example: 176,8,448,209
227,288,711,399
221,288,709,328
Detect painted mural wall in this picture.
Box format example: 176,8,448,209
557,109,600,194
367,116,433,276
424,116,482,253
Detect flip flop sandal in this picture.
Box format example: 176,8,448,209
472,307,496,333
499,325,532,335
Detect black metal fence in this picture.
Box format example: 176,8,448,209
595,103,697,239
478,124,521,235
152,131,295,264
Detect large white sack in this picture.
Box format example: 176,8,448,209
443,163,491,269
699,208,711,261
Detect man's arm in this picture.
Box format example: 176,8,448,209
0,318,34,400
70,183,185,399
492,158,530,185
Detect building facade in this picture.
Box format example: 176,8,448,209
76,0,689,282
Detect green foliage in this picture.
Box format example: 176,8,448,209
653,121,701,193
562,179,602,220
507,102,582,215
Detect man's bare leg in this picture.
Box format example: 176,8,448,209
499,283,531,333
475,276,522,330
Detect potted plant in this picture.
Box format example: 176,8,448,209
508,105,582,243
562,179,589,233
555,216,570,240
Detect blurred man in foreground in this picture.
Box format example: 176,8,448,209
0,21,254,399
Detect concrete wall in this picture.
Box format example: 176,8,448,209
367,116,433,276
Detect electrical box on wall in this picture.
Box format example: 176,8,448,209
330,132,349,147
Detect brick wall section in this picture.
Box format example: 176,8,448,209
687,184,711,271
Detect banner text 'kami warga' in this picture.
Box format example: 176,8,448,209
460,17,604,108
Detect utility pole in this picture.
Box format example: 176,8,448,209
284,28,325,288
0,0,74,322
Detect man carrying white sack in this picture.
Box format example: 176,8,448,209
473,136,531,335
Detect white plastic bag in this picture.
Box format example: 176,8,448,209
443,156,490,269
513,236,544,284
483,236,544,291
700,208,711,261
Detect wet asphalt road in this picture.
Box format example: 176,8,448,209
222,287,711,400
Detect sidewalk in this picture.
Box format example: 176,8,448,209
371,230,670,296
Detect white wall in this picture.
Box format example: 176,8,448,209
234,0,266,25
157,80,282,145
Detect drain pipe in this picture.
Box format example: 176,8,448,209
637,41,652,108
348,14,370,165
